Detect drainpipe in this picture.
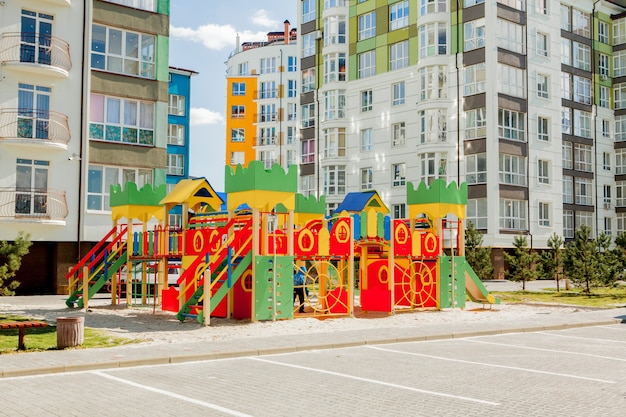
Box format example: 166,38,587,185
592,1,600,238
456,0,461,185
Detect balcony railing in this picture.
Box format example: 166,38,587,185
0,32,72,74
256,136,277,146
0,108,70,145
257,113,277,123
0,188,69,221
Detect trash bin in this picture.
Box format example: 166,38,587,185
56,316,84,349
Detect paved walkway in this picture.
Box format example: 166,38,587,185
1,285,625,379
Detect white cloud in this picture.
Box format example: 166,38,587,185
170,23,270,51
250,9,279,28
190,107,224,126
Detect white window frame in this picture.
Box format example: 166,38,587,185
358,50,376,78
390,41,409,70
419,22,447,58
538,202,550,227
464,19,485,51
499,154,527,186
91,24,155,79
392,163,406,187
392,122,406,146
464,63,486,96
498,109,525,142
167,154,184,176
499,198,527,231
537,116,549,142
392,81,405,106
361,89,373,112
465,108,486,140
537,159,549,184
361,128,373,151
467,198,488,229
168,124,184,146
361,167,373,190
390,1,409,30
466,153,486,184
358,11,376,41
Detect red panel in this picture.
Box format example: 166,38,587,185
266,231,288,255
210,285,228,318
419,232,440,258
294,228,318,257
360,260,392,312
232,270,253,320
330,218,351,257
161,286,179,312
394,260,438,308
393,220,412,256
327,287,349,314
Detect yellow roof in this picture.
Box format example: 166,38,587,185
159,178,224,212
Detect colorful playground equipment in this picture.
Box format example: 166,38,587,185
65,161,498,323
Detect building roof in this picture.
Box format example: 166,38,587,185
160,178,223,212
169,66,199,76
333,191,388,215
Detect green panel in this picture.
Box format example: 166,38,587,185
407,179,468,205
450,24,459,54
254,255,295,321
409,37,418,66
438,255,466,309
376,212,384,238
356,38,377,53
157,0,170,15
154,101,167,148
110,182,167,207
295,193,326,214
387,27,409,44
349,54,358,81
375,42,388,74
225,160,298,193
154,168,166,188
156,35,170,82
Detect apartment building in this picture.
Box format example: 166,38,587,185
224,21,299,172
0,0,170,294
298,0,626,278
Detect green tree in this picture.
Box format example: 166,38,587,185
563,225,601,294
0,232,32,296
539,233,564,292
464,221,493,281
503,234,539,290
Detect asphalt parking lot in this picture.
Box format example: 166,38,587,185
1,324,624,416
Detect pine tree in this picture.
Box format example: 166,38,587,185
464,221,493,281
563,225,600,294
503,234,539,290
539,233,564,291
0,232,32,296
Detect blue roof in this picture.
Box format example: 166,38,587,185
333,192,376,214
216,192,251,212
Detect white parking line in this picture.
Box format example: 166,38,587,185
93,371,252,417
595,325,626,331
465,339,626,363
248,357,499,406
368,346,615,384
536,331,626,344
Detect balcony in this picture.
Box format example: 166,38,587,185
0,188,69,223
257,113,277,123
0,109,70,149
0,32,72,77
256,136,277,146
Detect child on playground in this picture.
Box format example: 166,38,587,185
293,266,306,313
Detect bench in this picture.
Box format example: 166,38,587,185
0,321,48,350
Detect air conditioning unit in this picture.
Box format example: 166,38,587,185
600,74,608,80
314,30,323,40
604,202,612,209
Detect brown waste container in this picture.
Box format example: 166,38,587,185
56,316,84,349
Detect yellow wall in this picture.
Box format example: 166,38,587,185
225,76,257,168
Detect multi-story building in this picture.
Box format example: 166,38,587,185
0,0,171,294
298,0,626,278
167,66,197,228
224,21,299,173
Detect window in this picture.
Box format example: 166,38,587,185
561,39,571,66
537,159,549,184
230,151,244,165
302,33,315,58
102,0,156,12
575,177,593,205
287,103,297,121
614,18,626,45
573,42,591,71
498,64,525,98
358,50,376,78
537,116,549,142
169,213,182,229
563,210,574,239
287,56,297,72
465,108,486,140
168,124,184,145
169,94,185,116
260,104,276,122
467,198,488,229
238,62,248,75
287,126,295,144
563,175,573,204
392,122,406,146
15,158,48,215
614,51,626,77
91,24,155,78
260,58,276,74
392,82,405,106
324,165,346,195
599,21,609,44
419,109,447,143
562,142,573,169
323,128,346,158
536,32,548,57
574,143,592,172
599,86,610,108
232,82,246,96
497,0,524,11
324,15,346,46
358,12,376,40
464,0,485,6
497,19,524,54
573,110,591,138
361,90,373,112
599,54,609,78
538,202,550,227
562,108,572,134
604,217,612,236
619,181,626,207
323,90,346,120
361,168,373,190
573,76,591,105
230,128,244,143
88,165,152,211
324,52,346,83
392,163,406,187
302,68,316,93
420,0,447,15
287,150,297,167
617,149,626,174
604,185,612,207
464,19,485,51
300,175,315,198
499,154,527,186
617,115,626,142
301,139,315,164
167,154,184,176
257,127,276,146
420,65,448,99
536,0,547,15
288,80,297,98
419,22,447,57
499,199,527,230
419,152,447,184
390,1,409,30
464,63,486,96
616,83,626,110
393,204,406,219
602,119,611,139
231,105,244,119
572,9,591,38
466,153,486,184
301,103,315,128
361,128,373,151
390,41,409,70
260,150,276,169
260,81,276,99
302,0,316,23
90,94,154,145
17,83,50,140
498,109,525,141
537,74,549,99
561,4,571,31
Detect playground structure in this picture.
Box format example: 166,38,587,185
65,161,498,324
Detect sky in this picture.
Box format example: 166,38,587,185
169,0,297,190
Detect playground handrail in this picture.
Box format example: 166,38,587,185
65,225,127,281
66,239,128,293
